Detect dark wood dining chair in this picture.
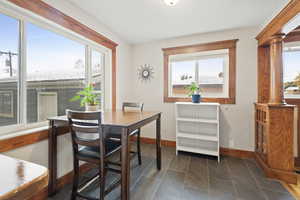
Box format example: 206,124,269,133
67,110,122,200
122,102,144,165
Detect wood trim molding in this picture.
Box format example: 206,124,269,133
131,136,176,147
162,39,238,104
0,127,69,153
255,153,298,184
7,0,118,49
162,39,239,55
220,147,254,159
284,31,300,43
7,0,117,110
133,136,254,159
0,130,48,153
256,0,300,46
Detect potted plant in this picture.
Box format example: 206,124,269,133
186,82,201,103
70,83,101,111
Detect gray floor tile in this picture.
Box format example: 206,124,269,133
168,152,191,172
182,187,210,200
130,176,161,200
184,156,209,191
154,170,185,200
232,179,267,200
209,177,238,200
208,157,231,181
245,158,290,194
48,145,293,200
263,189,296,200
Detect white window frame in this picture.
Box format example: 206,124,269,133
169,50,229,98
0,2,111,135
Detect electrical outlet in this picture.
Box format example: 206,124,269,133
229,139,234,147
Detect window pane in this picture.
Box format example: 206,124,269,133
284,50,300,98
91,50,103,108
91,50,103,90
171,61,195,97
0,13,19,127
27,23,86,123
198,57,226,97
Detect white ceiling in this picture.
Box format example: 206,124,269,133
67,0,289,44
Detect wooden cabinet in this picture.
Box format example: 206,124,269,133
255,103,297,183
255,104,268,162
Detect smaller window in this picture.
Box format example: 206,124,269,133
163,39,238,104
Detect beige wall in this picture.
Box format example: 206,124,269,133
129,27,258,151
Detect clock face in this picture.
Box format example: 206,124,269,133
138,64,154,82
142,70,149,77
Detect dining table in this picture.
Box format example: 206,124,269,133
48,110,162,200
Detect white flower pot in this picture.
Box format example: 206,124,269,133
85,104,99,111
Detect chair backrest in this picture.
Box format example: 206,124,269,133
122,102,144,112
67,110,103,149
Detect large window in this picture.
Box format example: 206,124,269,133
26,23,86,123
163,40,237,104
0,13,19,127
284,44,300,99
0,11,107,131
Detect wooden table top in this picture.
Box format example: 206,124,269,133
0,154,48,200
49,110,161,127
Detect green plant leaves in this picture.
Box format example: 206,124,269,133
69,83,101,107
185,82,200,97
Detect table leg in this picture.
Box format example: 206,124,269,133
156,114,162,170
48,121,57,196
121,127,130,200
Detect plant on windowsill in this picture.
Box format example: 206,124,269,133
70,83,101,111
186,82,201,103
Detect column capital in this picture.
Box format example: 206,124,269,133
270,33,286,44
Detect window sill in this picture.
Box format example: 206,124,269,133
164,97,235,104
0,126,49,140
0,126,50,153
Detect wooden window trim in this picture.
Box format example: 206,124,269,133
162,39,238,104
7,0,118,110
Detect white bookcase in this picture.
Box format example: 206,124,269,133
175,102,220,162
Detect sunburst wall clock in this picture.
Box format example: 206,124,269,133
138,64,154,82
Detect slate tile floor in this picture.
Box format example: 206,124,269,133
48,144,295,200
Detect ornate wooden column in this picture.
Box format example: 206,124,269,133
255,33,297,184
269,34,286,104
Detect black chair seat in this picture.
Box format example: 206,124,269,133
109,129,139,139
78,139,121,160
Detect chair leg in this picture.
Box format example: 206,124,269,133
71,158,79,200
137,129,142,165
99,164,107,200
